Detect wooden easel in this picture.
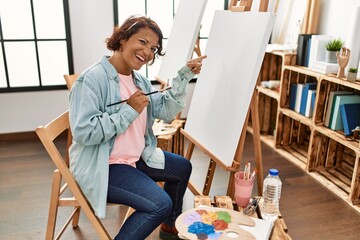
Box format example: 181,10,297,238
181,0,269,199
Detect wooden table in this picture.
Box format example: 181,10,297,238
154,119,185,155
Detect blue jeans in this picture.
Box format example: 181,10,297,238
107,151,192,240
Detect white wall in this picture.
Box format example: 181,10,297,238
1,0,359,133
317,0,360,40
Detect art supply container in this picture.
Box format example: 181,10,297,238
234,171,255,207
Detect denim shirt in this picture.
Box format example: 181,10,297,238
68,56,195,218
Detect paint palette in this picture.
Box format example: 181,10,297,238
175,206,256,240
152,121,177,136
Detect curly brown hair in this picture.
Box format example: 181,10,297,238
106,15,165,65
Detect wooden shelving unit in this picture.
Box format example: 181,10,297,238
309,74,360,206
255,51,296,136
254,51,360,210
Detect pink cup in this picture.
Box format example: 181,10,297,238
234,171,255,207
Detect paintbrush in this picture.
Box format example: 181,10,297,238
107,86,172,107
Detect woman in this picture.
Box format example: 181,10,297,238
69,15,206,240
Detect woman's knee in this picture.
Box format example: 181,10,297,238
183,158,192,174
172,153,192,174
177,156,192,178
153,191,172,217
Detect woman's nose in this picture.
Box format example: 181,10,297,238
143,47,153,61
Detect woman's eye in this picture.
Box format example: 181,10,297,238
151,47,158,54
139,39,146,45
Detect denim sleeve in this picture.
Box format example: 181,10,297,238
170,65,195,99
69,80,138,146
151,65,195,121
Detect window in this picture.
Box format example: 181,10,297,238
0,0,73,92
114,0,227,81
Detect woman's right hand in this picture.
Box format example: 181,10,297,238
127,90,149,114
187,55,207,74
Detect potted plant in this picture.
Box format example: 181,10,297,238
325,38,343,63
347,68,358,81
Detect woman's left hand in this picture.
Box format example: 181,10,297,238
187,55,207,74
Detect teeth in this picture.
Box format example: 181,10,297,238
136,54,145,62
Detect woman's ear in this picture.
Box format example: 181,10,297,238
119,39,125,52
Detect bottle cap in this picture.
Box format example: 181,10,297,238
269,169,278,176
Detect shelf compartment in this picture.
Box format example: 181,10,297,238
309,130,360,204
283,65,323,78
315,77,360,125
323,74,360,91
275,111,312,164
315,125,359,153
280,108,313,126
257,52,296,85
257,92,278,135
280,67,320,109
256,85,280,101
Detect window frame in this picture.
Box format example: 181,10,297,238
0,0,74,93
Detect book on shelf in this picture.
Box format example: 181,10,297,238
300,82,317,115
296,34,313,66
324,91,353,127
340,103,360,136
305,89,316,117
294,83,305,113
289,84,297,110
330,95,360,130
304,38,312,67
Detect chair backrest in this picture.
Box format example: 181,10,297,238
63,74,79,90
36,111,72,171
63,74,78,164
36,111,111,239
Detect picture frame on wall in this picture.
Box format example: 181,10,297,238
308,35,339,74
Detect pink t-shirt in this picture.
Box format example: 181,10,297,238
109,73,147,167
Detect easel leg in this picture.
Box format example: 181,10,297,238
227,109,250,197
250,92,264,195
185,141,195,160
185,141,203,195
203,159,217,195
227,92,263,198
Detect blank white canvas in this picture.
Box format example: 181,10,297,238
185,11,275,167
157,0,208,83
271,0,308,44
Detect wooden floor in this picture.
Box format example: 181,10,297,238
1,132,360,240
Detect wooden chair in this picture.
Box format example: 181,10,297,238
36,111,113,240
63,74,79,90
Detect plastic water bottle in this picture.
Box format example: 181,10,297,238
261,169,282,221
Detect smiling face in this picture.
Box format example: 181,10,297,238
116,27,159,75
